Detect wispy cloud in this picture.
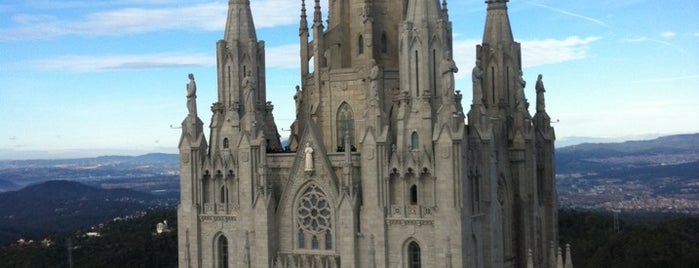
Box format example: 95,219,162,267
623,36,687,55
522,36,601,68
451,36,600,77
660,31,676,38
25,41,302,72
266,44,301,69
0,1,298,41
27,53,214,72
529,2,606,27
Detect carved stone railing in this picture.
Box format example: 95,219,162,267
406,205,419,217
216,203,227,213
421,206,434,217
273,252,340,268
390,205,403,217
388,205,435,218
203,203,215,214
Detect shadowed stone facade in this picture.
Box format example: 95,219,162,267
177,0,563,267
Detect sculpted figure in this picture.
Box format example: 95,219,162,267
242,71,255,111
472,60,483,104
368,59,380,99
294,85,302,115
304,142,314,171
186,73,197,115
441,51,458,97
516,70,526,109
535,74,546,112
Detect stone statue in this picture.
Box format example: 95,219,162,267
368,59,380,99
535,74,546,112
472,60,483,105
186,73,197,115
294,85,302,115
441,51,458,97
242,71,255,111
516,70,526,109
304,142,314,171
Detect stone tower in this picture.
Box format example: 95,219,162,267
177,0,560,267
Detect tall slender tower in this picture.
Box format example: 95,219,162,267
178,0,559,267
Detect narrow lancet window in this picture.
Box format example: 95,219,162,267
218,236,229,268
336,102,355,148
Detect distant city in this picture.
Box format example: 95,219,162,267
1,134,697,215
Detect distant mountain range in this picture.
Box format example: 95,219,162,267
0,153,180,193
0,180,172,245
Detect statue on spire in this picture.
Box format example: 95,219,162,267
242,70,256,112
536,74,546,112
186,73,197,116
472,60,484,105
441,51,459,97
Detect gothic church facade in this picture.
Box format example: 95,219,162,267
178,0,559,267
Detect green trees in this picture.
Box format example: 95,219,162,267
559,210,699,268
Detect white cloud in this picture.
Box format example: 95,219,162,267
522,36,601,68
451,36,600,78
660,31,676,38
28,53,214,72
266,44,301,69
0,1,299,41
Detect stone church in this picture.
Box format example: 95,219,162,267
178,0,565,267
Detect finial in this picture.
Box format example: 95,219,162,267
313,0,322,24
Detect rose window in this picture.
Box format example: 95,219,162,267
297,185,332,234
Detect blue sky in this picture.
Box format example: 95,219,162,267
1,0,697,159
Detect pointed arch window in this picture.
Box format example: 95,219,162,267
223,138,229,149
218,235,229,268
411,132,419,150
410,184,418,205
408,241,421,268
358,35,364,55
337,102,355,148
203,171,211,203
220,185,229,203
296,184,333,251
381,32,388,53
325,230,333,250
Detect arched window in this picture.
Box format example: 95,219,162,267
325,230,332,250
410,184,418,205
296,184,333,251
408,241,421,268
358,35,364,55
223,138,229,149
203,171,211,203
298,228,306,248
220,186,228,203
381,32,388,53
311,235,319,249
411,132,419,150
336,102,355,148
218,235,229,268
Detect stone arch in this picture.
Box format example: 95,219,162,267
293,183,335,251
498,174,514,259
409,184,418,205
403,238,422,268
213,233,230,268
336,102,355,149
410,131,419,150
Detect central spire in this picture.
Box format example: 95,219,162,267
482,0,514,44
224,0,257,42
